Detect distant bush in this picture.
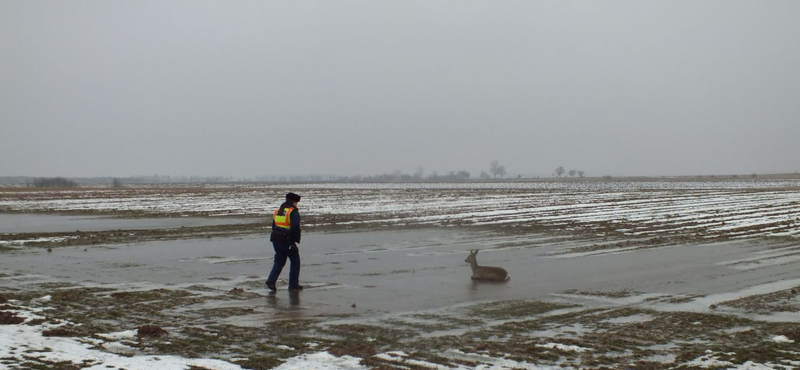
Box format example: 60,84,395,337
32,177,78,188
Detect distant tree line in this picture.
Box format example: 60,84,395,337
255,175,339,182
554,166,585,178
123,175,235,184
0,175,243,187
31,177,78,188
334,169,472,182
429,171,471,181
1,171,794,187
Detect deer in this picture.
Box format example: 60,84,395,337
464,249,510,281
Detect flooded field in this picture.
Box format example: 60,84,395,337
0,213,259,234
2,180,800,369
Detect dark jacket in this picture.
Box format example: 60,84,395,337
271,205,301,244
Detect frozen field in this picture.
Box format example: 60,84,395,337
2,179,800,240
2,180,800,369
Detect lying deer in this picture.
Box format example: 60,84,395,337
465,249,510,281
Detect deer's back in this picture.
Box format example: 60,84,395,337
473,266,509,281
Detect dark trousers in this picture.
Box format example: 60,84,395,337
266,241,300,288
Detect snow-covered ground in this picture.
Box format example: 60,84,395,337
2,181,799,240
3,284,798,370
2,181,800,369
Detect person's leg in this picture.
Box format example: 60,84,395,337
287,243,301,289
266,242,289,289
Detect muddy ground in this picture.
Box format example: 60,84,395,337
2,182,800,369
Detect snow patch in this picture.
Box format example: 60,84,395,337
97,329,138,340
536,342,592,353
0,309,244,370
272,352,366,370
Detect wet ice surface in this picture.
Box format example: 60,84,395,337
2,227,798,317
0,213,259,233
4,224,800,370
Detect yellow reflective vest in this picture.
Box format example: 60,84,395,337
273,206,295,230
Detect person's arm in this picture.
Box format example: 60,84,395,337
269,218,281,242
290,208,301,244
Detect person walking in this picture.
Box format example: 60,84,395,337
266,192,303,291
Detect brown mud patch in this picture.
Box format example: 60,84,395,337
4,280,800,369
137,324,168,338
43,327,77,337
718,285,800,314
0,310,25,324
777,327,800,341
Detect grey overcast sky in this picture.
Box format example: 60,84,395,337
1,1,799,178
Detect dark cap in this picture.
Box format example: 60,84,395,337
286,192,301,202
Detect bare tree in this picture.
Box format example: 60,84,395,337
490,160,507,178
555,166,565,177
112,178,123,188
568,170,577,177
578,171,585,178
479,171,490,180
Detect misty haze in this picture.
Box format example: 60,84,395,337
2,2,799,179
2,2,800,370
